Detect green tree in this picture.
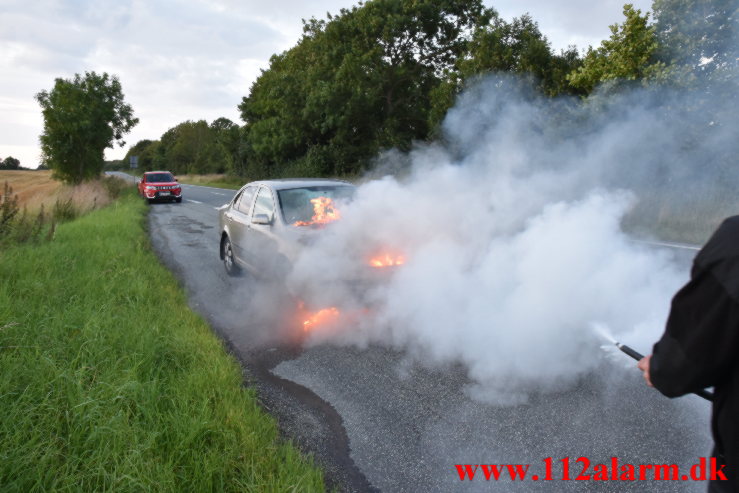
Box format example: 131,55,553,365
653,0,738,75
143,119,238,175
239,41,318,177
462,15,567,91
651,0,738,186
36,71,138,184
123,139,157,171
239,0,494,178
210,118,243,176
0,157,22,170
429,14,583,128
567,5,668,93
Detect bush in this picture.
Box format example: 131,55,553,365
0,182,20,238
52,197,79,222
0,182,50,246
102,175,129,199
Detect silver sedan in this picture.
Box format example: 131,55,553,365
218,179,356,278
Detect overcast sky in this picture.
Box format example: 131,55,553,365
0,0,653,169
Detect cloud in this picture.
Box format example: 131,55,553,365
492,0,654,50
0,0,657,168
0,0,341,166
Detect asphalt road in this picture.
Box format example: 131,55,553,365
112,172,713,492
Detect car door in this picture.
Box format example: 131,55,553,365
225,186,257,265
242,186,282,275
138,174,147,195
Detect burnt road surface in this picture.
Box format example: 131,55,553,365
111,172,712,492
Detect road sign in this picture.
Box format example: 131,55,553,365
130,155,138,169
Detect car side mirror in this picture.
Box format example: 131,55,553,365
252,214,272,225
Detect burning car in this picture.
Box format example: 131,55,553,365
218,179,356,277
218,178,407,332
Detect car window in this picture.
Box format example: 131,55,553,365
253,187,275,219
277,186,355,226
236,186,257,214
231,189,243,206
146,173,174,183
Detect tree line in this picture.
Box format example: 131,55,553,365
106,118,244,176
0,157,30,170
39,0,736,183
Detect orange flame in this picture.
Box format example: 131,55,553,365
293,197,342,226
369,254,405,268
300,304,341,331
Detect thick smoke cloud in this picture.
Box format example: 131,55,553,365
287,74,736,405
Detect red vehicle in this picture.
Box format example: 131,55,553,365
138,171,182,203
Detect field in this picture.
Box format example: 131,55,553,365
0,191,325,492
0,170,115,213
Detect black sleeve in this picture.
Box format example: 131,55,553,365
650,269,739,397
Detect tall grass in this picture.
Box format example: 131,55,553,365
1,182,50,246
0,191,325,492
1,177,133,247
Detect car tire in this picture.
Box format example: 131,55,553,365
175,197,182,203
147,198,154,204
222,236,240,276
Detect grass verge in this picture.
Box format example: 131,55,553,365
0,191,325,492
176,174,244,190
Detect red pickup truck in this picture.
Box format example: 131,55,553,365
138,171,182,203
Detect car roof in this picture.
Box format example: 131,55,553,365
143,171,174,174
243,178,355,191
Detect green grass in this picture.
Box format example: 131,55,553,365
175,175,244,190
0,191,325,492
191,180,242,190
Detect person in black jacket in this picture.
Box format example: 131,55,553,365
638,216,739,492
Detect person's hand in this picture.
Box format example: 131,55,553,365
637,355,653,387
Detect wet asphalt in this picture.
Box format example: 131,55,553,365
114,173,713,492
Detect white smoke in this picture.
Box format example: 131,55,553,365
287,74,734,405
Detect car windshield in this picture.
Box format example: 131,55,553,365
277,186,355,226
147,173,174,183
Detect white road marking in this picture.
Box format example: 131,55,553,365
632,239,701,251
179,183,235,191
187,199,203,204
211,192,227,196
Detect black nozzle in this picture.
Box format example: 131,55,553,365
616,343,644,361
616,342,713,402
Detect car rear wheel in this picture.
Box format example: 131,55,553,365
222,236,240,276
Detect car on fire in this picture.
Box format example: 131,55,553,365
138,171,182,203
218,179,355,277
